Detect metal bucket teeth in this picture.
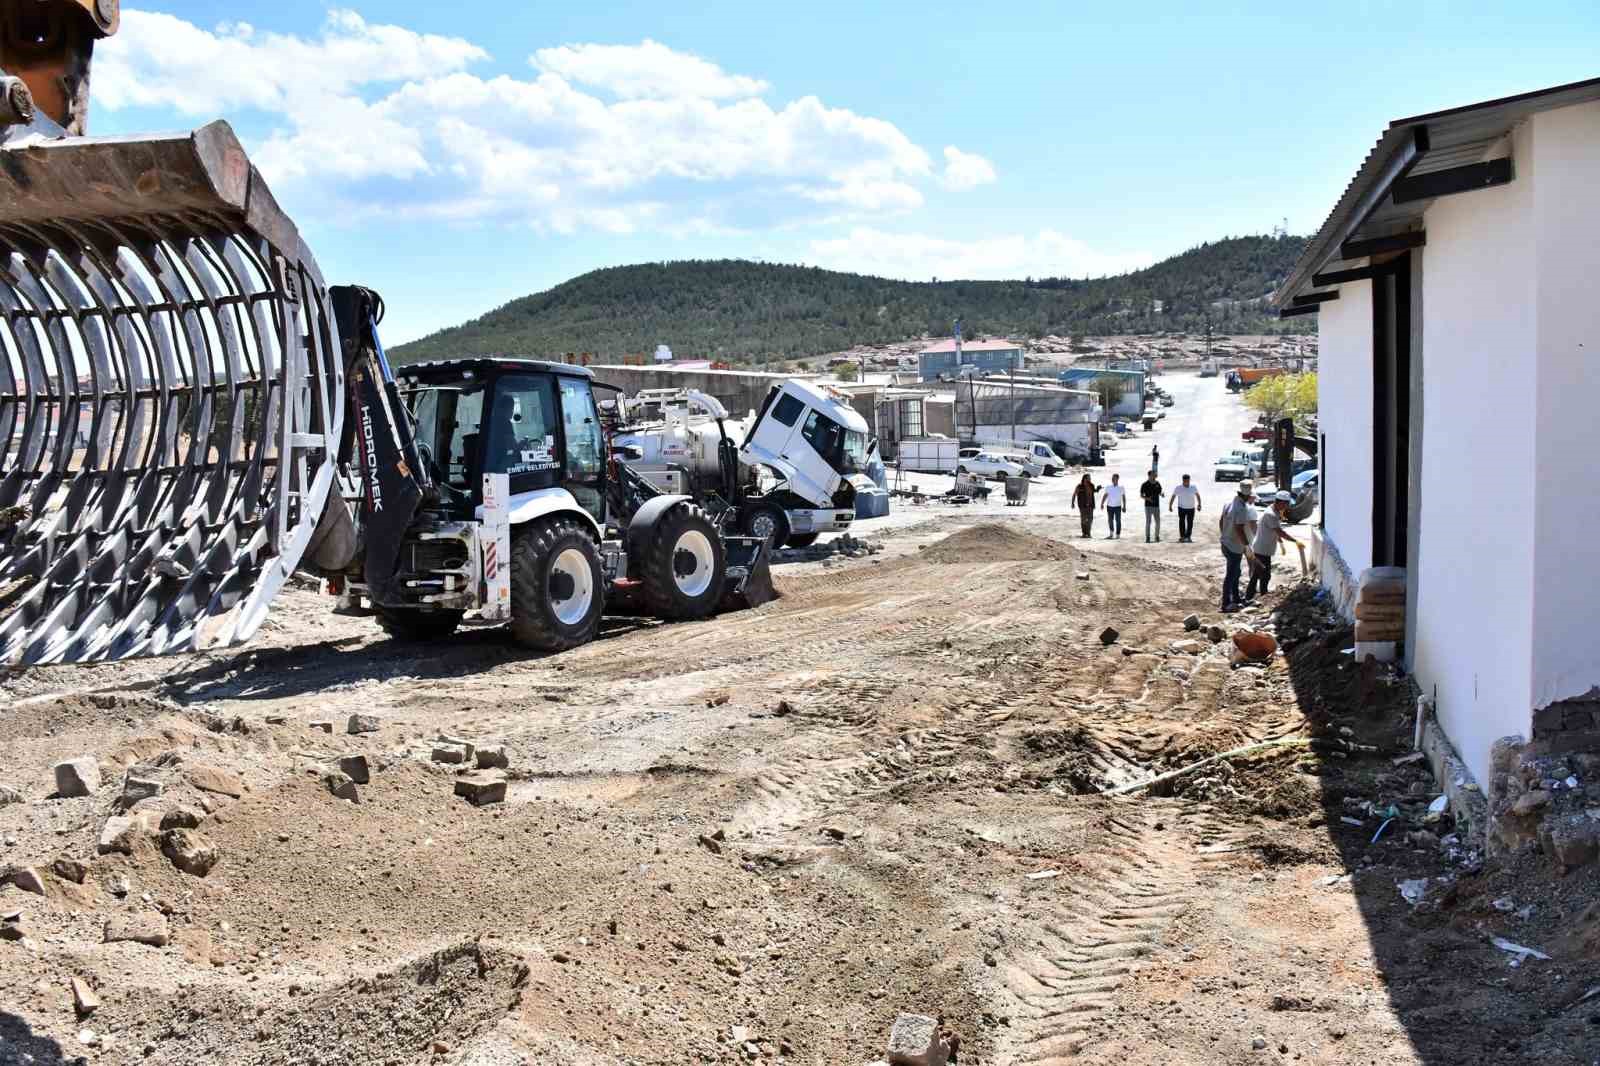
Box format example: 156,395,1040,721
0,121,343,665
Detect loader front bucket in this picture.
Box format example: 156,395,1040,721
0,121,344,665
718,534,775,612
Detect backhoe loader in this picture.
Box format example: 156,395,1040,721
0,0,770,666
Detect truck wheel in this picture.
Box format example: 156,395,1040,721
740,501,791,546
374,606,463,642
640,502,726,620
785,532,819,548
509,517,604,652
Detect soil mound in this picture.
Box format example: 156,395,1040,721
919,524,1078,564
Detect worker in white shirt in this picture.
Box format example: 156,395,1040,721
1168,474,1202,543
1101,473,1126,538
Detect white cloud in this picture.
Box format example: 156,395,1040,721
941,145,997,191
532,39,768,100
806,228,1155,281
96,10,952,231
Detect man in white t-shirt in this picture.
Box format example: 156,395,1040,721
1101,473,1126,539
1168,474,1202,543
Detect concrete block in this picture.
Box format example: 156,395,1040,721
475,745,509,770
97,811,160,855
431,743,472,765
454,773,507,807
119,772,164,808
53,758,100,798
160,806,205,831
322,771,359,803
338,754,371,785
51,857,88,884
188,766,245,798
886,1014,947,1066
347,713,380,735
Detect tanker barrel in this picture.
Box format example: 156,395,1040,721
0,121,345,664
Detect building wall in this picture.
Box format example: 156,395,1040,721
1529,101,1600,716
1410,121,1538,787
1314,279,1374,587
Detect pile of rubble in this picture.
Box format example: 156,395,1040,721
1487,742,1599,870
774,532,884,565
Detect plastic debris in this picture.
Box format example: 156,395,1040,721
1491,897,1516,913
1490,937,1550,963
1398,878,1429,905
1371,818,1395,844
1025,869,1060,880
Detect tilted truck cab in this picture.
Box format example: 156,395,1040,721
739,379,871,545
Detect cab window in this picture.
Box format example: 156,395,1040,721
485,374,560,491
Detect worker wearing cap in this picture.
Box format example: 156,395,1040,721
1218,480,1255,613
1245,490,1301,601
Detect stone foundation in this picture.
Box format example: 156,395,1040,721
1484,734,1600,869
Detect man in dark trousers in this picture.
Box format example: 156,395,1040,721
1140,470,1164,542
1219,480,1256,612
1102,472,1126,538
1151,444,1160,475
1169,474,1202,542
1071,474,1099,538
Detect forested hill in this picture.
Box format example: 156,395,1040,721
392,234,1310,365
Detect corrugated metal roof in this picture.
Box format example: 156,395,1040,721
919,338,1021,353
1273,76,1600,309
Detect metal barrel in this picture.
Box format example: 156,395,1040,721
0,121,343,664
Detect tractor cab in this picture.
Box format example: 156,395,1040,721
398,359,607,527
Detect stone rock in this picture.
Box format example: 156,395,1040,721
53,758,100,798
322,771,359,803
886,1013,947,1066
1206,625,1227,643
159,806,205,831
1512,790,1550,816
97,812,159,855
309,720,334,734
454,773,507,807
1543,815,1599,868
51,857,88,884
103,912,169,947
475,745,509,770
119,772,164,809
338,755,371,785
347,713,380,735
187,766,245,799
0,784,22,805
431,743,472,765
1183,614,1201,631
161,829,220,877
1099,627,1119,646
0,911,23,941
1170,639,1205,655
3,866,46,896
71,977,100,1016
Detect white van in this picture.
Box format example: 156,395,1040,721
978,439,1065,476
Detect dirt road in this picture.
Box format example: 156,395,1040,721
1,516,1594,1066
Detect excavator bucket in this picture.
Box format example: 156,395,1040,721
0,121,344,664
718,534,775,612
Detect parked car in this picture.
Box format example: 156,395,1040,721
1252,470,1319,506
1214,456,1250,482
1159,396,1175,407
957,451,1025,481
1241,426,1272,442
1000,451,1045,478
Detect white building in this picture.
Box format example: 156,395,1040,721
1273,77,1600,792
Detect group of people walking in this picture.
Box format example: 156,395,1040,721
1070,471,1301,613
1071,470,1203,544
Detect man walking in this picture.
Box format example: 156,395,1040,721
1169,474,1201,542
1140,470,1164,542
1219,480,1256,612
1072,474,1098,539
1246,490,1301,601
1151,444,1160,475
1102,473,1125,539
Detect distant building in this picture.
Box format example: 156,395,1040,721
917,338,1023,381
1059,367,1146,418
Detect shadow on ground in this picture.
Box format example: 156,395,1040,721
0,1011,71,1065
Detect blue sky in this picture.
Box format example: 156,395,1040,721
94,2,1599,344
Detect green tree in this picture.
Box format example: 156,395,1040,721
834,362,860,383
1244,372,1317,426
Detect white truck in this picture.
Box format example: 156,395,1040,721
612,380,875,548
974,438,1068,475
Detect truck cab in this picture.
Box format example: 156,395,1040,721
740,380,872,545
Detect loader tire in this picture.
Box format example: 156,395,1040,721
639,502,726,621
374,606,464,642
509,517,604,652
785,532,820,548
